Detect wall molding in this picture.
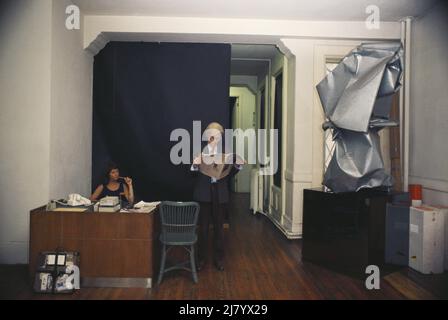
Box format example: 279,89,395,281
85,32,109,55
284,169,313,183
409,175,448,193
84,15,401,55
283,213,303,234
0,241,28,264
260,211,302,239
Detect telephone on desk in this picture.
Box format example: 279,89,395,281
46,194,92,210
67,194,91,206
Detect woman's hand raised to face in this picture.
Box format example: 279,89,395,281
193,154,202,165
123,177,132,186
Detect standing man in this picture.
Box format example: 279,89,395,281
191,122,243,271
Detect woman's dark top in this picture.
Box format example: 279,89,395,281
99,182,125,199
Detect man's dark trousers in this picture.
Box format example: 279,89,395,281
198,183,225,265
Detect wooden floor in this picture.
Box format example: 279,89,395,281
1,193,447,300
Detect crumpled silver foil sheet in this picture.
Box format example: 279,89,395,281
316,42,403,193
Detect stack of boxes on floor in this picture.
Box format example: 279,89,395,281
385,185,447,274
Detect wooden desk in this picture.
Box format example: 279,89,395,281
29,206,159,288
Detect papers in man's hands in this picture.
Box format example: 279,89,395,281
198,153,244,180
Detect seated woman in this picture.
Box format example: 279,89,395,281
90,162,134,205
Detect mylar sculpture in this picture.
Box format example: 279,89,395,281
316,42,403,193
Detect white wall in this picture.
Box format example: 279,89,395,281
50,0,93,199
0,0,53,264
0,0,93,264
409,1,448,206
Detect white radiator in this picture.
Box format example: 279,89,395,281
250,168,262,213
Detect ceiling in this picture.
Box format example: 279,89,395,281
231,44,280,60
73,0,439,21
231,59,269,78
231,44,278,77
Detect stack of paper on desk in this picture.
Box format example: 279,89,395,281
134,201,161,209
99,204,121,212
120,201,160,213
53,207,88,212
122,207,157,213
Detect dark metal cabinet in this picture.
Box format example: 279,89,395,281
302,188,390,276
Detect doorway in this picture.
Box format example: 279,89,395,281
229,44,285,218
228,88,255,193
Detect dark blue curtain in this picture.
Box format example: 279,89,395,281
92,42,231,201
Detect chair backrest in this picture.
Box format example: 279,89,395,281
160,201,200,236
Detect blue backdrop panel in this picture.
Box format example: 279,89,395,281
92,42,231,201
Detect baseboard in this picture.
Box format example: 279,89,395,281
0,242,28,264
258,211,302,239
409,176,448,193
81,277,152,288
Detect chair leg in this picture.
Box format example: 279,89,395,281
190,245,198,283
157,244,167,286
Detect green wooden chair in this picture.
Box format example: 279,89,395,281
157,201,200,285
